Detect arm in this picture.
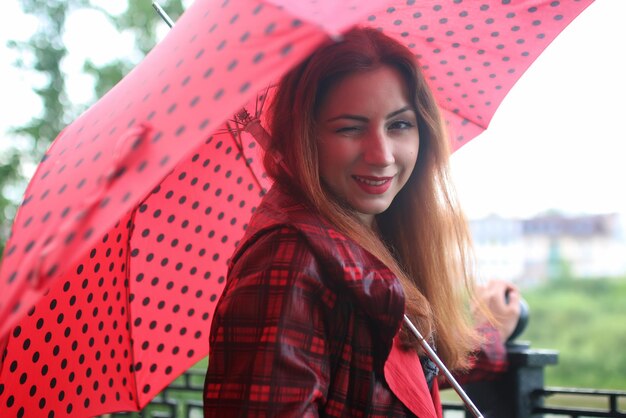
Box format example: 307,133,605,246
449,280,521,385
204,229,333,417
441,322,508,387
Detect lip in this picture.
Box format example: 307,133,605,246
352,175,393,195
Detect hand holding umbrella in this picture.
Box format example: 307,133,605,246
473,279,528,343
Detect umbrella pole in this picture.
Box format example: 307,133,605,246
152,1,174,28
403,315,484,418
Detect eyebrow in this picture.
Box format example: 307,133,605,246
325,106,414,123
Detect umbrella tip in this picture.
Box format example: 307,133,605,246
152,1,174,28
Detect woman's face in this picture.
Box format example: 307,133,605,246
316,66,420,227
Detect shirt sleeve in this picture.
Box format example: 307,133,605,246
447,323,509,387
204,228,334,418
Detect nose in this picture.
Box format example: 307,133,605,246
362,129,394,166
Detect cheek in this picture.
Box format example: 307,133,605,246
402,143,420,174
317,141,339,182
411,148,420,168
319,154,345,185
319,140,355,170
317,134,335,157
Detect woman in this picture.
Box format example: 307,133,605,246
204,27,518,417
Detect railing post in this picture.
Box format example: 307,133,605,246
461,342,559,418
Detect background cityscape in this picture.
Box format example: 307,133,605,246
470,212,626,285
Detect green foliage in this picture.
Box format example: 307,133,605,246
522,277,626,389
0,150,23,257
107,1,185,55
83,59,133,99
1,0,78,259
84,0,185,95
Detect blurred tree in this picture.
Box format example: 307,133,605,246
0,151,22,254
0,0,79,258
523,277,626,389
0,0,184,259
85,1,185,97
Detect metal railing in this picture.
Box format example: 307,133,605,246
447,342,626,418
107,344,626,418
106,370,205,418
532,387,626,418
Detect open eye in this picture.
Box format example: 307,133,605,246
388,120,415,131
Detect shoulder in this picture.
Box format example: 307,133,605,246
231,224,324,279
212,225,341,344
225,186,405,340
224,224,338,307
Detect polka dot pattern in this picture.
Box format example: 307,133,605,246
360,0,592,148
0,0,593,416
1,218,138,417
0,0,316,416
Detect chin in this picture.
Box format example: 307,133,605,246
353,202,391,217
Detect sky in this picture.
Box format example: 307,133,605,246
449,0,626,219
1,0,625,220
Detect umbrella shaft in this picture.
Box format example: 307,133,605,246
152,1,174,28
403,315,484,418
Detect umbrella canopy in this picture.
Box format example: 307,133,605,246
0,0,593,416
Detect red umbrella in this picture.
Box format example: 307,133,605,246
0,0,593,416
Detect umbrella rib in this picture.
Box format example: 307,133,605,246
255,85,273,118
123,203,144,409
224,122,266,194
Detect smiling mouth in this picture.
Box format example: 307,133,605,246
352,175,394,195
353,175,393,186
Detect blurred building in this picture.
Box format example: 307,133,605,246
470,213,626,285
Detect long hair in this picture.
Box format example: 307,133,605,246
266,27,478,370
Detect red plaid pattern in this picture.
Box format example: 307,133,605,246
204,186,507,417
451,324,508,386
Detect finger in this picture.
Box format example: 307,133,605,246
505,288,520,305
505,282,519,294
490,279,512,290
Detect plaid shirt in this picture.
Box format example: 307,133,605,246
204,186,507,417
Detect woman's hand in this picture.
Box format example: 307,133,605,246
473,280,522,342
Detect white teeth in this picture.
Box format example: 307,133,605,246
355,176,388,186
